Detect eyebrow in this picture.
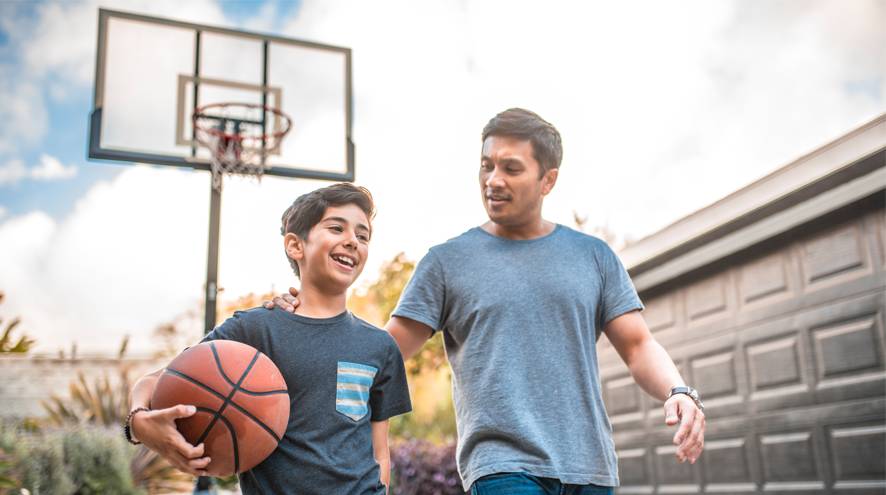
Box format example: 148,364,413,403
321,216,370,233
481,155,524,165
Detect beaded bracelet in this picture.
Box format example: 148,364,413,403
124,407,150,445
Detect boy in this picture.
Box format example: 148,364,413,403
127,183,412,494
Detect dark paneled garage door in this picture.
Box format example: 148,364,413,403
600,205,885,494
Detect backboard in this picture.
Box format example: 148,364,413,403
89,9,354,181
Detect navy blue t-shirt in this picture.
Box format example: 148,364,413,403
201,307,412,495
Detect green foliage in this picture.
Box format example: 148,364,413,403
40,370,195,493
0,446,22,493
348,253,457,442
42,372,131,427
0,293,34,354
0,418,144,495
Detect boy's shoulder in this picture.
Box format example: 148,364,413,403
348,313,399,345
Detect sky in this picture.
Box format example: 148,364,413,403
0,0,883,356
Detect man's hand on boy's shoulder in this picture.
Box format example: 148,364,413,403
130,405,212,476
262,287,300,313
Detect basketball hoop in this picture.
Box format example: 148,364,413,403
193,103,292,191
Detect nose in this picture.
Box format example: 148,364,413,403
342,231,358,249
485,167,506,189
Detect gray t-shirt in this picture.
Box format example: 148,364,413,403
202,308,412,495
392,225,642,489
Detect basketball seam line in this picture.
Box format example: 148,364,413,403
196,342,283,449
164,368,285,444
198,344,261,448
195,406,240,473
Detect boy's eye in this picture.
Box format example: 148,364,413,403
330,226,343,232
357,234,369,242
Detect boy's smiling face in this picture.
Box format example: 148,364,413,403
287,203,370,293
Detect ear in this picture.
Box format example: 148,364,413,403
541,168,559,196
284,233,305,261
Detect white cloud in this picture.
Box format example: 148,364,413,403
0,206,7,221
0,159,28,187
30,154,78,181
0,154,77,186
1,0,883,357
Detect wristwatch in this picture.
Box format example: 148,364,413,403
668,386,704,413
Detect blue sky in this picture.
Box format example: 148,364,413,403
0,1,305,222
0,0,883,356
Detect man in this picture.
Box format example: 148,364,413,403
267,108,705,494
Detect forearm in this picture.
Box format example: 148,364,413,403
371,419,391,490
377,454,391,488
622,337,684,402
130,370,161,410
604,310,685,402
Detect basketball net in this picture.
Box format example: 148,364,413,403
193,103,292,192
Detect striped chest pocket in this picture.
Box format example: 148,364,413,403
336,362,378,421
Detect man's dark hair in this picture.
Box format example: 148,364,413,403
280,182,376,279
481,108,563,178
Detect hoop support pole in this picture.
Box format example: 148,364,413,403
203,183,222,336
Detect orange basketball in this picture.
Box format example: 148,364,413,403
151,340,289,477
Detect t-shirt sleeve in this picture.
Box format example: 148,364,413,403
369,338,413,422
199,312,246,344
599,243,644,327
391,250,446,334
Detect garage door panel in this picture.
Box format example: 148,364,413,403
757,429,824,490
826,422,886,483
701,437,754,485
613,210,886,493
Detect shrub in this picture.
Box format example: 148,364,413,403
0,418,144,495
390,437,467,495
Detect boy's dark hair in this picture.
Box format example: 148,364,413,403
481,108,563,178
281,182,376,279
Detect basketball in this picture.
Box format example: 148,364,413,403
151,340,290,477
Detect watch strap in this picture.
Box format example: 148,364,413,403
668,386,704,412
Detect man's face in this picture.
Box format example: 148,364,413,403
479,135,556,227
288,203,370,292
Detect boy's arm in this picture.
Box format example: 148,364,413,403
371,419,391,490
129,370,212,476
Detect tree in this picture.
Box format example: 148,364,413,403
348,253,456,441
0,293,34,354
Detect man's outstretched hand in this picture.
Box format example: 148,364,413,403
262,287,300,312
664,394,705,464
130,405,211,476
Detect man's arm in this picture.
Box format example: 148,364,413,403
371,419,391,490
129,370,212,475
385,316,434,361
265,289,435,361
603,310,705,464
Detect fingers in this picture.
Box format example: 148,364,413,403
171,453,211,476
167,404,197,419
670,401,705,464
273,290,300,313
663,398,679,426
261,300,275,309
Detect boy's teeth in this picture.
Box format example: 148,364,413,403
334,256,353,266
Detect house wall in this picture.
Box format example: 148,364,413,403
599,202,885,494
0,355,167,417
